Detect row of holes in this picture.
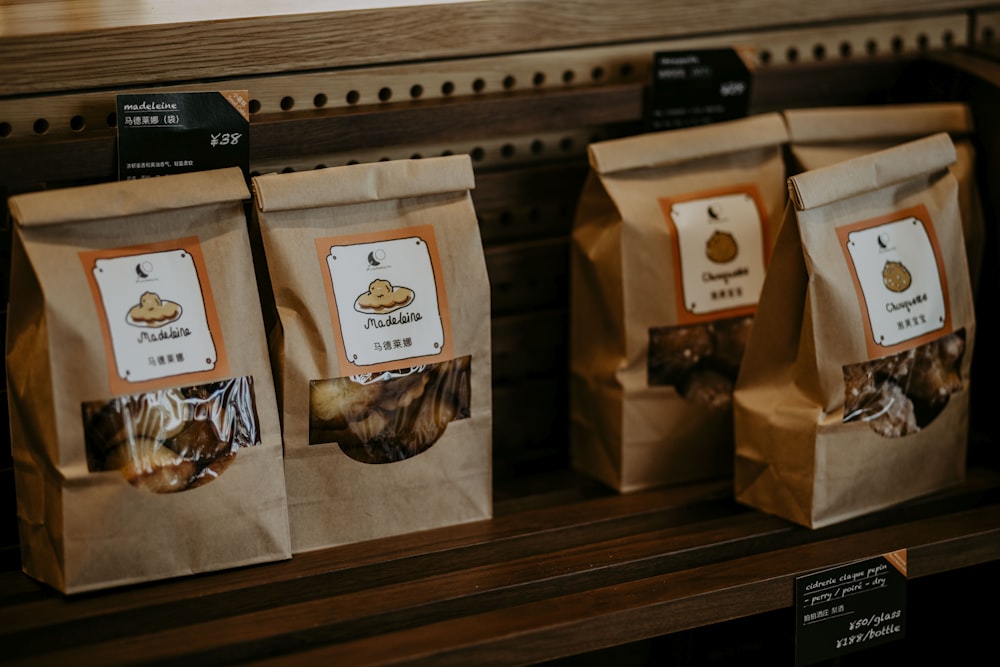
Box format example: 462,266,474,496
761,28,953,64
250,135,593,177
0,65,630,139
266,64,632,113
0,28,975,139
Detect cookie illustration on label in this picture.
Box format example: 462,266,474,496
354,278,415,314
882,260,912,293
127,291,183,327
705,230,738,264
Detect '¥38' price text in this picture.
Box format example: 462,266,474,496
210,132,242,147
836,610,903,649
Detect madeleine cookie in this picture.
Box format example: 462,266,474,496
83,378,259,492
309,357,471,463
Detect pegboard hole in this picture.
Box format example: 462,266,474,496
559,137,574,152
106,112,117,127
759,50,773,65
378,87,393,102
562,70,575,84
839,41,853,58
442,81,455,96
280,96,295,111
786,47,799,63
591,66,605,81
943,30,955,48
314,164,327,170
533,72,546,86
249,99,261,114
500,144,515,159
917,33,930,51
530,139,545,155
314,94,328,108
983,27,995,44
891,36,904,54
346,90,361,105
70,115,86,132
410,153,423,159
619,63,634,78
865,39,878,56
471,147,486,162
472,78,486,93
281,167,296,173
410,84,424,99
33,118,49,135
499,211,513,227
0,122,11,138
503,75,516,90
812,44,826,61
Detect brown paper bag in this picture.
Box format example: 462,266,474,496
251,155,492,553
6,167,292,593
570,113,789,492
734,133,975,528
784,103,985,296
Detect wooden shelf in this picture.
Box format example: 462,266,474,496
1,466,998,665
0,0,987,95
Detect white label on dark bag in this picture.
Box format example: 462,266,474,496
92,248,219,383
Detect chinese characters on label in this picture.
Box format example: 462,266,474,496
115,91,250,180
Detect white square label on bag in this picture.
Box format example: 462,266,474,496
318,225,452,373
838,206,951,358
661,185,770,324
82,238,228,395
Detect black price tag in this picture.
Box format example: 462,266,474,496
116,91,250,181
795,550,907,666
646,48,754,131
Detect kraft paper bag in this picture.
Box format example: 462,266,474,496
252,155,492,553
784,102,985,296
6,167,292,593
734,133,975,528
570,113,789,493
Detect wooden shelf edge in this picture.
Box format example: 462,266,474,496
243,503,1000,666
1,467,997,666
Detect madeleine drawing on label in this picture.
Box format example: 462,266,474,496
127,291,183,327
354,279,415,314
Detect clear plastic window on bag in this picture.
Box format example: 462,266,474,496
843,330,965,437
82,376,262,493
648,315,753,408
308,356,471,464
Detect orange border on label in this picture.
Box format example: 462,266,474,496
835,204,952,360
315,224,453,376
658,183,772,326
80,236,230,396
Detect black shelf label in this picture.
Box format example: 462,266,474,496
646,48,754,131
795,549,908,666
116,91,250,181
